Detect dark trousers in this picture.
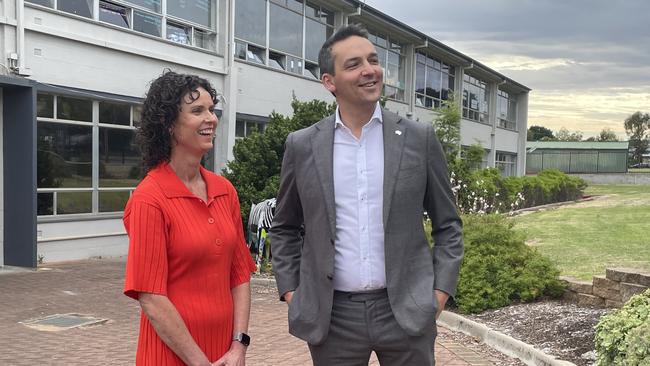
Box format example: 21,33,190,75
308,289,436,366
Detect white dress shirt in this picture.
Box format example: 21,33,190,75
332,102,386,292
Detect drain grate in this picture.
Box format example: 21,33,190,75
20,313,108,332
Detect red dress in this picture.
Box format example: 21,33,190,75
123,163,256,365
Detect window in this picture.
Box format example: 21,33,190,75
235,0,267,46
496,152,517,177
367,29,406,101
167,22,191,45
36,93,143,216
462,74,489,124
415,53,455,109
234,0,333,78
269,3,303,57
235,114,269,139
497,90,517,130
59,0,93,18
26,0,215,51
99,1,130,28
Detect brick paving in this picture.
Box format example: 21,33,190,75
0,258,494,365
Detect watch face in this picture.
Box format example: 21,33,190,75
235,332,250,346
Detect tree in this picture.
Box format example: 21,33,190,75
433,95,461,163
596,128,619,142
624,111,650,164
555,127,583,142
527,125,555,141
223,98,336,228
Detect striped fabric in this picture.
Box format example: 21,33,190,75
123,162,256,365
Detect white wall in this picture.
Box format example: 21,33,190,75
460,120,492,148
37,218,127,263
234,61,333,117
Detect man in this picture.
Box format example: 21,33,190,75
270,24,464,366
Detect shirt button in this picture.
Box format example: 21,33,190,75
208,217,215,224
215,239,222,245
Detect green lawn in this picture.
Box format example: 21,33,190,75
512,184,650,280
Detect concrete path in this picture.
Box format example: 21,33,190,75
0,258,495,365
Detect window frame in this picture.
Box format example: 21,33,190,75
36,93,143,218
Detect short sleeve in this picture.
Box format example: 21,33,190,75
228,186,256,289
123,199,169,300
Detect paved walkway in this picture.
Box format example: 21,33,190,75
0,258,495,365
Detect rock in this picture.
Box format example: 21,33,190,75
606,268,641,283
620,282,648,302
593,275,621,301
605,299,623,308
576,293,605,307
562,278,593,294
581,350,596,360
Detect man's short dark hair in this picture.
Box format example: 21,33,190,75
318,24,369,77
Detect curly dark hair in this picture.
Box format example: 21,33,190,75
137,70,218,172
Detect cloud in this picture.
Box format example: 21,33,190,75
362,0,650,135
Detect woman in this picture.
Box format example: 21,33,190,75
124,71,256,366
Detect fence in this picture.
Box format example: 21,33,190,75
526,150,628,174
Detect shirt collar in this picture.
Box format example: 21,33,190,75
147,162,228,199
335,102,383,129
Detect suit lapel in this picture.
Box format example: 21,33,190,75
382,111,406,226
311,116,337,238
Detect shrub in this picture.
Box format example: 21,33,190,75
594,289,650,366
453,214,565,313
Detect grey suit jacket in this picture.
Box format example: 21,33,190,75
270,109,464,345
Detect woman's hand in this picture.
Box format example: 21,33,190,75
212,341,247,366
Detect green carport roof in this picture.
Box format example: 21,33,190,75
527,141,630,150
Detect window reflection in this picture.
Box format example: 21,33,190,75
57,96,92,121
58,0,93,18
57,192,92,214
270,3,303,56
37,123,93,188
99,128,143,187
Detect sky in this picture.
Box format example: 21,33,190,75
362,0,650,139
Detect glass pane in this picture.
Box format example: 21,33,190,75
99,101,130,125
168,0,213,28
247,44,266,64
58,0,93,18
37,94,54,118
195,29,216,51
133,10,161,37
235,41,247,60
37,192,54,216
305,19,328,62
305,2,318,18
304,63,319,79
385,63,399,87
319,7,334,25
99,128,143,187
132,105,142,127
99,191,130,212
415,63,425,95
57,192,92,214
167,22,191,45
270,3,303,56
26,0,54,7
99,1,130,28
57,96,92,121
287,0,303,13
37,123,92,188
375,33,387,48
426,67,441,99
286,55,303,75
236,120,246,137
123,0,161,12
235,0,266,46
269,52,285,70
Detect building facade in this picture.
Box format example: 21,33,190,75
0,0,529,267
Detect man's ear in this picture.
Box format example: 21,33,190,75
321,73,336,94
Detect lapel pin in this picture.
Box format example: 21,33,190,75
395,130,402,136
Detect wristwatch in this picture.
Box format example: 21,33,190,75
232,332,251,347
